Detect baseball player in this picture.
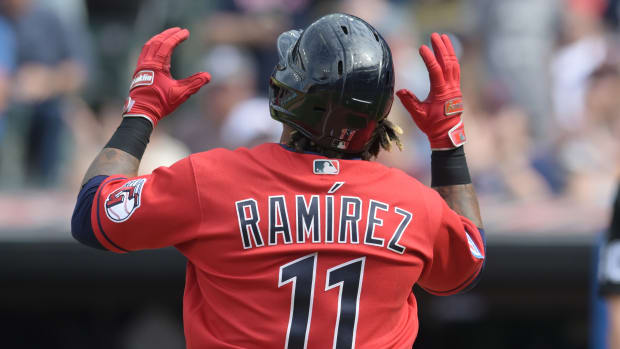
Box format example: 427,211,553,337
72,14,485,348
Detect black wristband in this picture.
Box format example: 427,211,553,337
431,146,472,187
105,117,153,160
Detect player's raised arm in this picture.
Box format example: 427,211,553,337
397,33,485,295
80,27,210,185
72,28,210,251
396,33,482,228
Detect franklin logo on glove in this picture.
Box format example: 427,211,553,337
130,70,154,90
445,98,464,116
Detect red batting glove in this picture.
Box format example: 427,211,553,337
396,33,466,150
122,27,211,127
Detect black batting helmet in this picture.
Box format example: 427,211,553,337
269,13,395,154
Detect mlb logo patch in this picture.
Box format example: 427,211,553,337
313,159,339,175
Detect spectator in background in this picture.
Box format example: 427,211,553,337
0,0,86,187
0,13,16,190
175,45,279,152
35,0,92,71
473,106,553,202
552,0,609,133
219,96,281,150
0,14,15,144
472,0,558,143
559,64,620,206
203,0,312,94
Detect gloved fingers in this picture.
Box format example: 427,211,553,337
138,27,181,62
419,44,445,91
430,33,452,84
145,27,181,62
441,34,460,84
180,71,211,90
157,29,190,65
396,89,426,118
170,72,211,105
146,27,182,46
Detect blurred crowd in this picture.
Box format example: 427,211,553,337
0,0,618,233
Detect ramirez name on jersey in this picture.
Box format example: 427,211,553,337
235,194,412,254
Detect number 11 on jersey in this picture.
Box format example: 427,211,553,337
278,253,366,349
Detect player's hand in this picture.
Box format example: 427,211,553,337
396,33,466,150
122,27,211,127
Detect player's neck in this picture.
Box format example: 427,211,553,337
280,124,294,144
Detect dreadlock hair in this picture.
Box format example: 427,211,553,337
287,118,403,160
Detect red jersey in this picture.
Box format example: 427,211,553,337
91,143,485,349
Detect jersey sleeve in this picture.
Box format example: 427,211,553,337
598,184,620,295
90,156,202,253
417,190,486,296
